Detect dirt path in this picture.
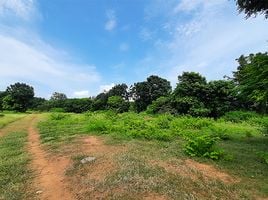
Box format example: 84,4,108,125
27,116,74,200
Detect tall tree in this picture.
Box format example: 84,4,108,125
50,92,67,101
3,83,34,112
173,72,210,117
233,52,268,113
173,72,207,102
0,91,7,111
132,75,171,112
107,84,128,100
206,80,236,118
236,0,268,18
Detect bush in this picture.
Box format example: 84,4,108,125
50,113,69,120
222,111,259,122
0,113,4,117
50,107,65,113
257,151,268,165
146,97,176,114
184,134,223,160
107,96,129,113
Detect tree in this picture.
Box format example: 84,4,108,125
235,0,268,18
29,97,46,110
107,96,129,113
146,96,176,114
172,72,209,115
173,72,207,102
0,91,7,111
50,92,67,101
131,75,172,112
107,84,128,100
3,83,34,112
206,80,236,118
91,92,108,111
233,52,268,113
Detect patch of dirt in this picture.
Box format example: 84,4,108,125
143,193,168,200
62,136,127,199
28,116,74,200
185,159,240,184
150,159,196,180
150,159,239,184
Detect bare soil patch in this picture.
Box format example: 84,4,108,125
185,159,240,184
62,136,127,199
150,159,239,184
143,193,168,200
28,116,74,200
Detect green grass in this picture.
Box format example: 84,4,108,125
0,131,34,200
38,111,268,198
0,113,26,129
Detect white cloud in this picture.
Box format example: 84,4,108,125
105,9,117,31
174,0,225,13
140,0,268,86
73,90,90,98
119,43,129,51
0,31,101,97
140,27,153,41
0,0,37,20
99,83,115,93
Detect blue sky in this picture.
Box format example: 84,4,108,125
0,0,267,98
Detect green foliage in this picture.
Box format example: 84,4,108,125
146,96,176,114
0,132,32,199
184,134,223,160
0,113,26,129
50,92,67,100
107,96,129,113
236,0,268,18
173,72,207,100
131,75,172,112
107,84,128,99
233,53,268,113
172,72,236,118
38,98,93,113
0,91,7,111
206,80,236,118
257,151,268,165
29,97,46,110
50,113,69,120
3,83,34,112
50,107,65,112
222,111,260,122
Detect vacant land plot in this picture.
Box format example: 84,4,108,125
37,111,268,199
0,112,267,200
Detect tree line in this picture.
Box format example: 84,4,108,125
0,52,267,117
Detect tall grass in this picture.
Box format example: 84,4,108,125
0,113,26,129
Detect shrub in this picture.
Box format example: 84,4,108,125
222,111,259,122
146,97,176,114
50,107,65,113
0,113,4,117
107,96,129,113
257,151,268,165
184,134,223,160
50,113,69,120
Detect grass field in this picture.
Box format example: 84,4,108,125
37,111,268,199
0,113,26,129
0,131,33,200
0,112,267,199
